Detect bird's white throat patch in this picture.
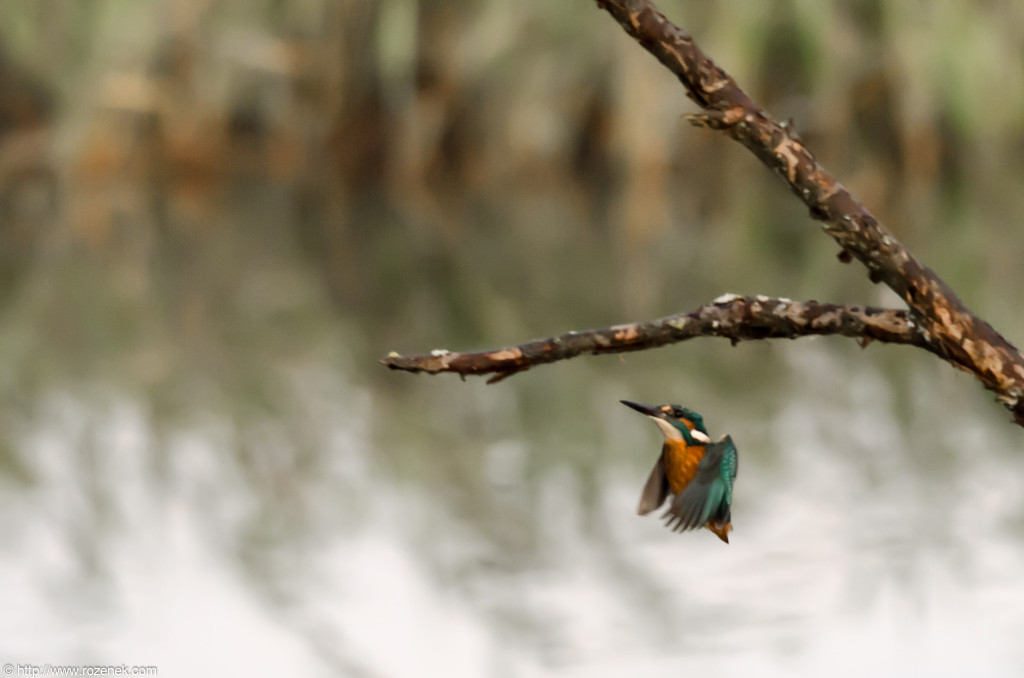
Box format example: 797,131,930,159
649,416,710,443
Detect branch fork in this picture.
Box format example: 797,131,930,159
382,0,1024,428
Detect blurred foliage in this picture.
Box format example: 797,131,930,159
0,0,1022,584
0,0,1020,341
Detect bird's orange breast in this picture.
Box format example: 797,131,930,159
663,441,706,496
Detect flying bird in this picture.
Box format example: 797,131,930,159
621,400,738,543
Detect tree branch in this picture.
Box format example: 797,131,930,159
382,296,926,383
382,0,1024,428
586,0,1024,425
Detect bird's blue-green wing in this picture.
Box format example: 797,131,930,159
719,435,737,503
663,436,737,533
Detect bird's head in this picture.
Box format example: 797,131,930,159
620,400,710,444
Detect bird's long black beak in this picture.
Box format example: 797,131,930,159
620,400,661,418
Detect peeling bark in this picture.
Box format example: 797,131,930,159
382,0,1024,428
383,297,927,383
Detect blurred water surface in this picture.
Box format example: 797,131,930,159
1,1,1024,676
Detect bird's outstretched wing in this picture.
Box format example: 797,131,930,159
637,448,669,515
662,436,738,533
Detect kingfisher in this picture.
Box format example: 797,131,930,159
621,400,738,543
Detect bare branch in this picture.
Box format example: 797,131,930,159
381,0,1024,428
592,0,1024,425
382,297,926,383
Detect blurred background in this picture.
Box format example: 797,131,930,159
1,0,1024,675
